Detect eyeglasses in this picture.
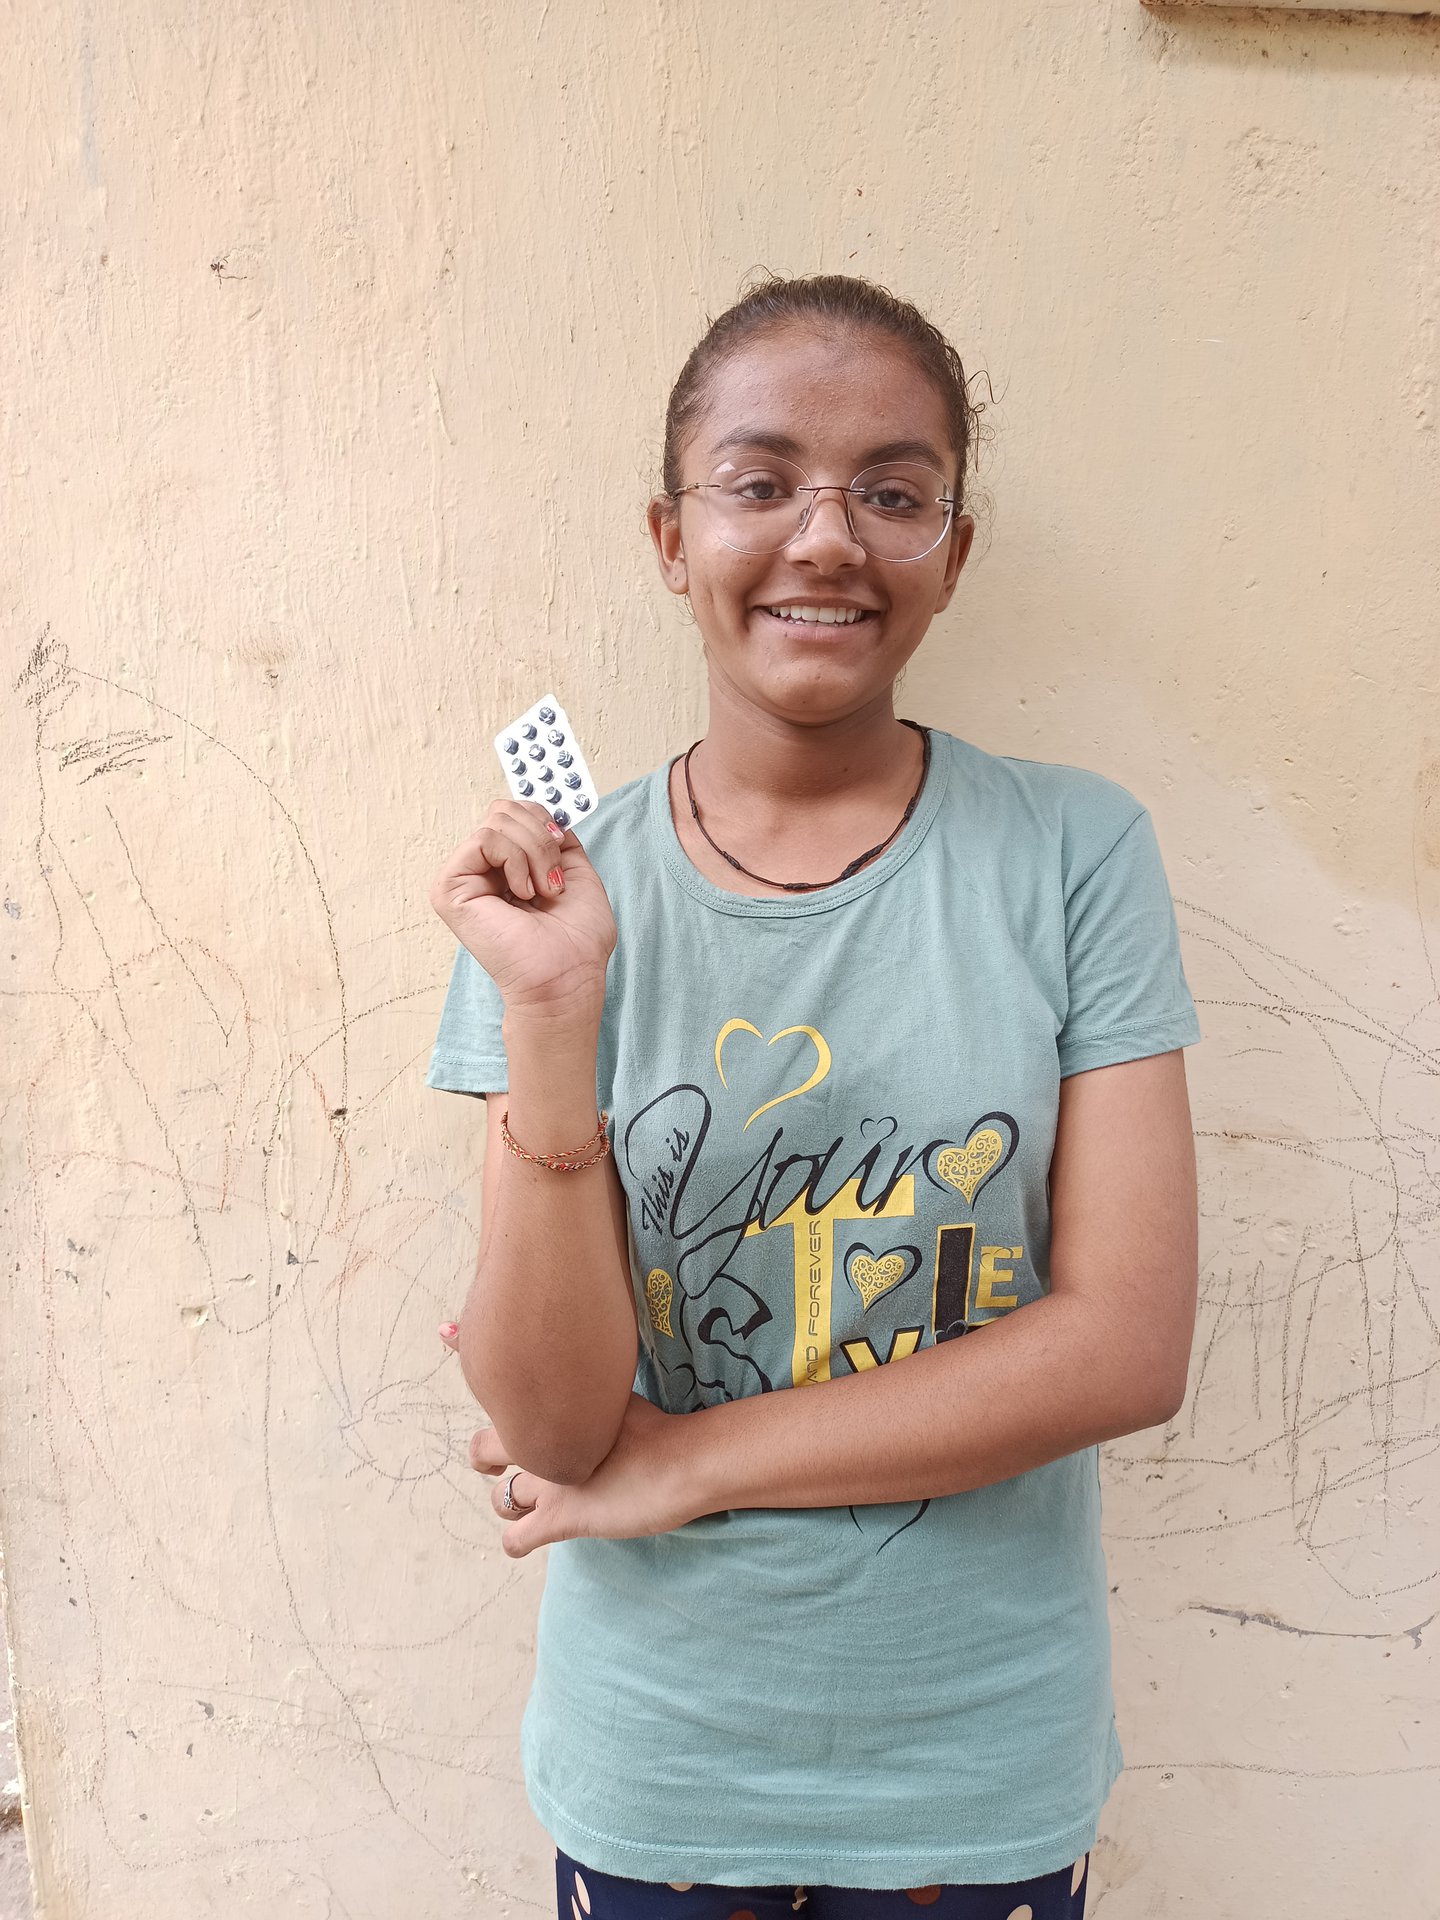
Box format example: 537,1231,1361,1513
672,455,956,563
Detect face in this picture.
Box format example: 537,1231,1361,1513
648,325,975,729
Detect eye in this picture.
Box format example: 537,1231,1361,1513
855,477,926,514
716,466,799,507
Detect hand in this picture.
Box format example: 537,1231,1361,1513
428,799,617,1013
474,1392,697,1557
438,1328,699,1556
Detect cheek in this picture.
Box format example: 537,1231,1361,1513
685,546,762,613
895,559,951,621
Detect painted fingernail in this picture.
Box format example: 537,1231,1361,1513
439,1322,458,1339
544,819,564,840
548,867,564,891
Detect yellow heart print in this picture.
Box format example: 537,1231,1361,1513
645,1268,674,1339
935,1129,1006,1203
849,1251,908,1310
714,1018,832,1132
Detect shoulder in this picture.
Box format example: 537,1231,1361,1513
935,732,1151,884
568,757,669,876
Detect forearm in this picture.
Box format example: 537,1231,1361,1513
458,1001,637,1483
678,1291,1185,1516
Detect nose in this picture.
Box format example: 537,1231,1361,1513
787,486,865,566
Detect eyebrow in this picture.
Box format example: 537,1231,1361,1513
706,428,950,472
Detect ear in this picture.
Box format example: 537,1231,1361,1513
647,495,690,598
933,513,976,614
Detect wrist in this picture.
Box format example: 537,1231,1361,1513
500,1007,606,1163
501,988,604,1044
666,1401,731,1524
501,1006,604,1088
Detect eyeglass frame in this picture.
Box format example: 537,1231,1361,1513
670,458,961,564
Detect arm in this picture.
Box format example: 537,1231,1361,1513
475,1050,1197,1548
456,1007,638,1486
431,802,638,1485
680,1049,1197,1512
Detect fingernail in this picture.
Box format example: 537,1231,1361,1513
545,819,564,841
548,866,564,891
439,1322,458,1339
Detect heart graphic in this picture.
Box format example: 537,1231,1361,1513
848,1498,931,1554
714,1018,832,1132
933,1114,1017,1205
645,1267,674,1339
846,1241,920,1311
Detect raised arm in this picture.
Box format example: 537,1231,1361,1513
431,802,638,1485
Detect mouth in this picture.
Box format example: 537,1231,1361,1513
754,603,880,633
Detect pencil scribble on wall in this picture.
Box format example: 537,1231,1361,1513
10,627,522,1880
1106,896,1440,1622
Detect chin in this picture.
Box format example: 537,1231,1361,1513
752,672,895,726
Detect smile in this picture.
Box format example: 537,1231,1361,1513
758,606,876,626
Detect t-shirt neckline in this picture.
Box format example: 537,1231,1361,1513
650,725,953,918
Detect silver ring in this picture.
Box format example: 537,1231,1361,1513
503,1470,521,1514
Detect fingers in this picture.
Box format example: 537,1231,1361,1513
499,1508,548,1558
489,1468,536,1519
431,800,572,913
491,1473,553,1558
479,805,565,903
444,1407,553,1557
469,1425,508,1475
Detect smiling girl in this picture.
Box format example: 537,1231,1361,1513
427,274,1200,1920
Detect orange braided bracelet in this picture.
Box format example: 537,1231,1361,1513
499,1107,611,1173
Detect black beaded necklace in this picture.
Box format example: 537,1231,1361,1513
679,720,931,895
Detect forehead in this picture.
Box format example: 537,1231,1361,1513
689,325,953,471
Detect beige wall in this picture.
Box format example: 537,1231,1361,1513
3,3,1438,1915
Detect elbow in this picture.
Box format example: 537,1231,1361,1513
483,1418,617,1487
521,1438,615,1486
1131,1363,1189,1430
456,1341,627,1486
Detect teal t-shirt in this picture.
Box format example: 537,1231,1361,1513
427,728,1200,1889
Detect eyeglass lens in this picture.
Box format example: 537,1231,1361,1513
696,456,953,560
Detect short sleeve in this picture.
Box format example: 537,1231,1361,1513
425,943,509,1095
1056,808,1201,1078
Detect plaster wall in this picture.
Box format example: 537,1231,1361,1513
3,3,1438,1915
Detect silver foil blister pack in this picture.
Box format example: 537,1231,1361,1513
492,695,599,831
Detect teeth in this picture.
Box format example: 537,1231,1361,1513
765,606,866,624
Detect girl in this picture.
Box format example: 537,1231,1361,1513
428,274,1200,1920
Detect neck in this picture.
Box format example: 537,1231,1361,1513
694,678,914,813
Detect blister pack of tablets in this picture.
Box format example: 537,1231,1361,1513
492,695,600,831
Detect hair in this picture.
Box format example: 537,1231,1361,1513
660,271,990,511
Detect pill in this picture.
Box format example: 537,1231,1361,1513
547,729,565,746
501,737,518,755
521,723,537,740
556,751,573,768
574,795,591,812
538,706,556,723
517,779,534,797
552,809,570,827
544,786,560,803
528,743,545,760
564,773,581,789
